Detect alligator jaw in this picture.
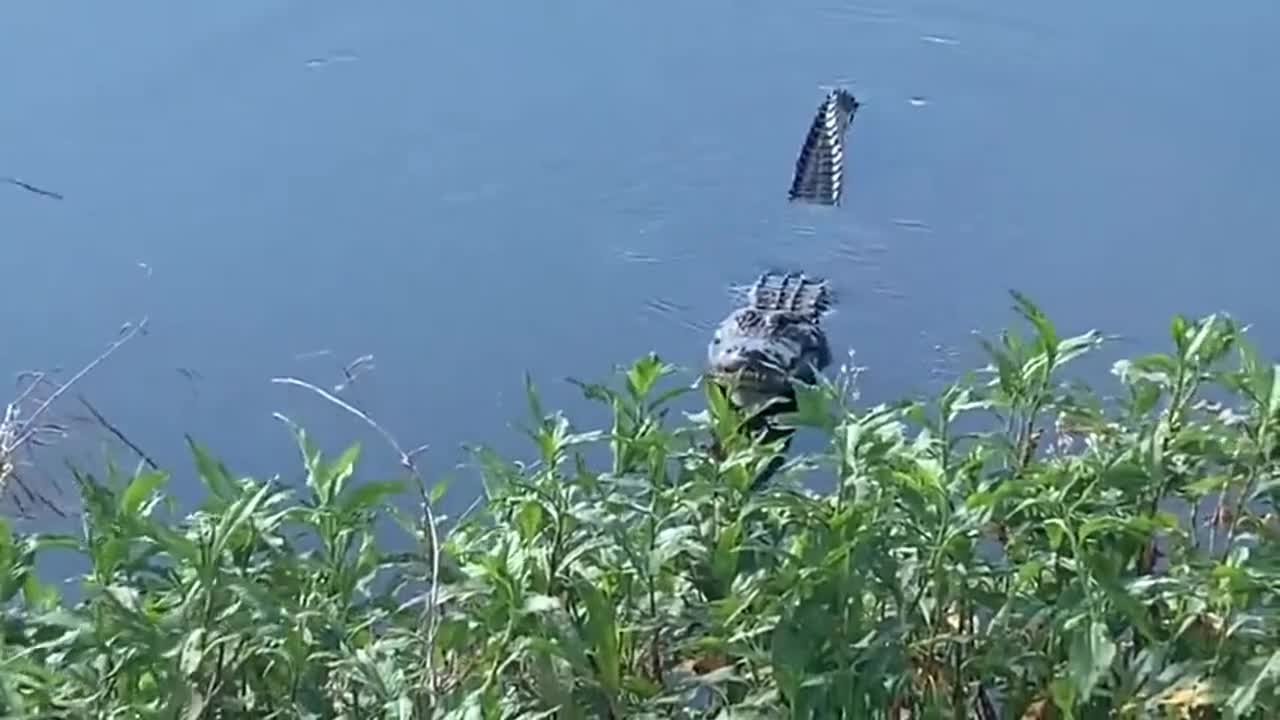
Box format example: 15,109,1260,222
706,370,796,413
706,360,785,401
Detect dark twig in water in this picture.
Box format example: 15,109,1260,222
76,393,160,470
3,176,64,201
174,367,203,401
270,374,441,696
176,367,203,383
175,367,204,383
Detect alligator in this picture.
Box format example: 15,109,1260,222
705,271,836,484
698,87,858,484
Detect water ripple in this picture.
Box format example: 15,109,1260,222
616,248,665,264
643,296,690,317
639,296,713,335
303,51,359,68
891,217,933,232
919,33,960,46
817,2,899,25
869,285,908,300
831,242,883,268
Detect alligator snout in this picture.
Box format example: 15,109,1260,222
713,348,777,374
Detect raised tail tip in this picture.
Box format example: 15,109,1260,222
787,87,860,206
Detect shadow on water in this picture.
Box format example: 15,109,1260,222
2,0,1280,583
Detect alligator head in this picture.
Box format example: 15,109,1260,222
706,272,834,410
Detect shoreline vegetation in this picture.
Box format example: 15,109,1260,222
2,293,1279,718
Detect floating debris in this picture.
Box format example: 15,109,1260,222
304,52,359,68
891,218,932,231
176,367,203,382
788,88,860,206
334,354,375,393
343,354,375,377
908,96,929,107
3,177,63,201
618,248,664,264
920,34,959,46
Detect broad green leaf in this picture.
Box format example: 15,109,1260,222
208,482,273,567
515,500,544,541
1044,518,1071,551
324,442,362,504
120,470,169,517
576,579,620,693
179,627,207,676
978,337,1019,398
1170,314,1189,353
1267,363,1280,417
337,479,405,517
1069,620,1116,701
1226,650,1280,717
429,476,452,504
784,383,836,430
1181,314,1218,364
186,435,238,503
710,519,743,590
1010,289,1058,364
625,352,671,400
1051,676,1078,720
524,372,545,423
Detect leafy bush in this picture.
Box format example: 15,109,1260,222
2,296,1280,718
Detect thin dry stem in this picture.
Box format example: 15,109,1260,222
10,319,148,451
1,318,147,506
269,374,443,697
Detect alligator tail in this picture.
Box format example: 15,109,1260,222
787,88,860,206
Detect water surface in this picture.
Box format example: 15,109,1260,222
2,0,1278,523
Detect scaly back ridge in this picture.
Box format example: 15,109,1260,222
747,272,833,320
787,88,860,206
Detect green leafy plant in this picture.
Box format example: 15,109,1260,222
2,295,1279,718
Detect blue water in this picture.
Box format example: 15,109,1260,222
3,0,1279,526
